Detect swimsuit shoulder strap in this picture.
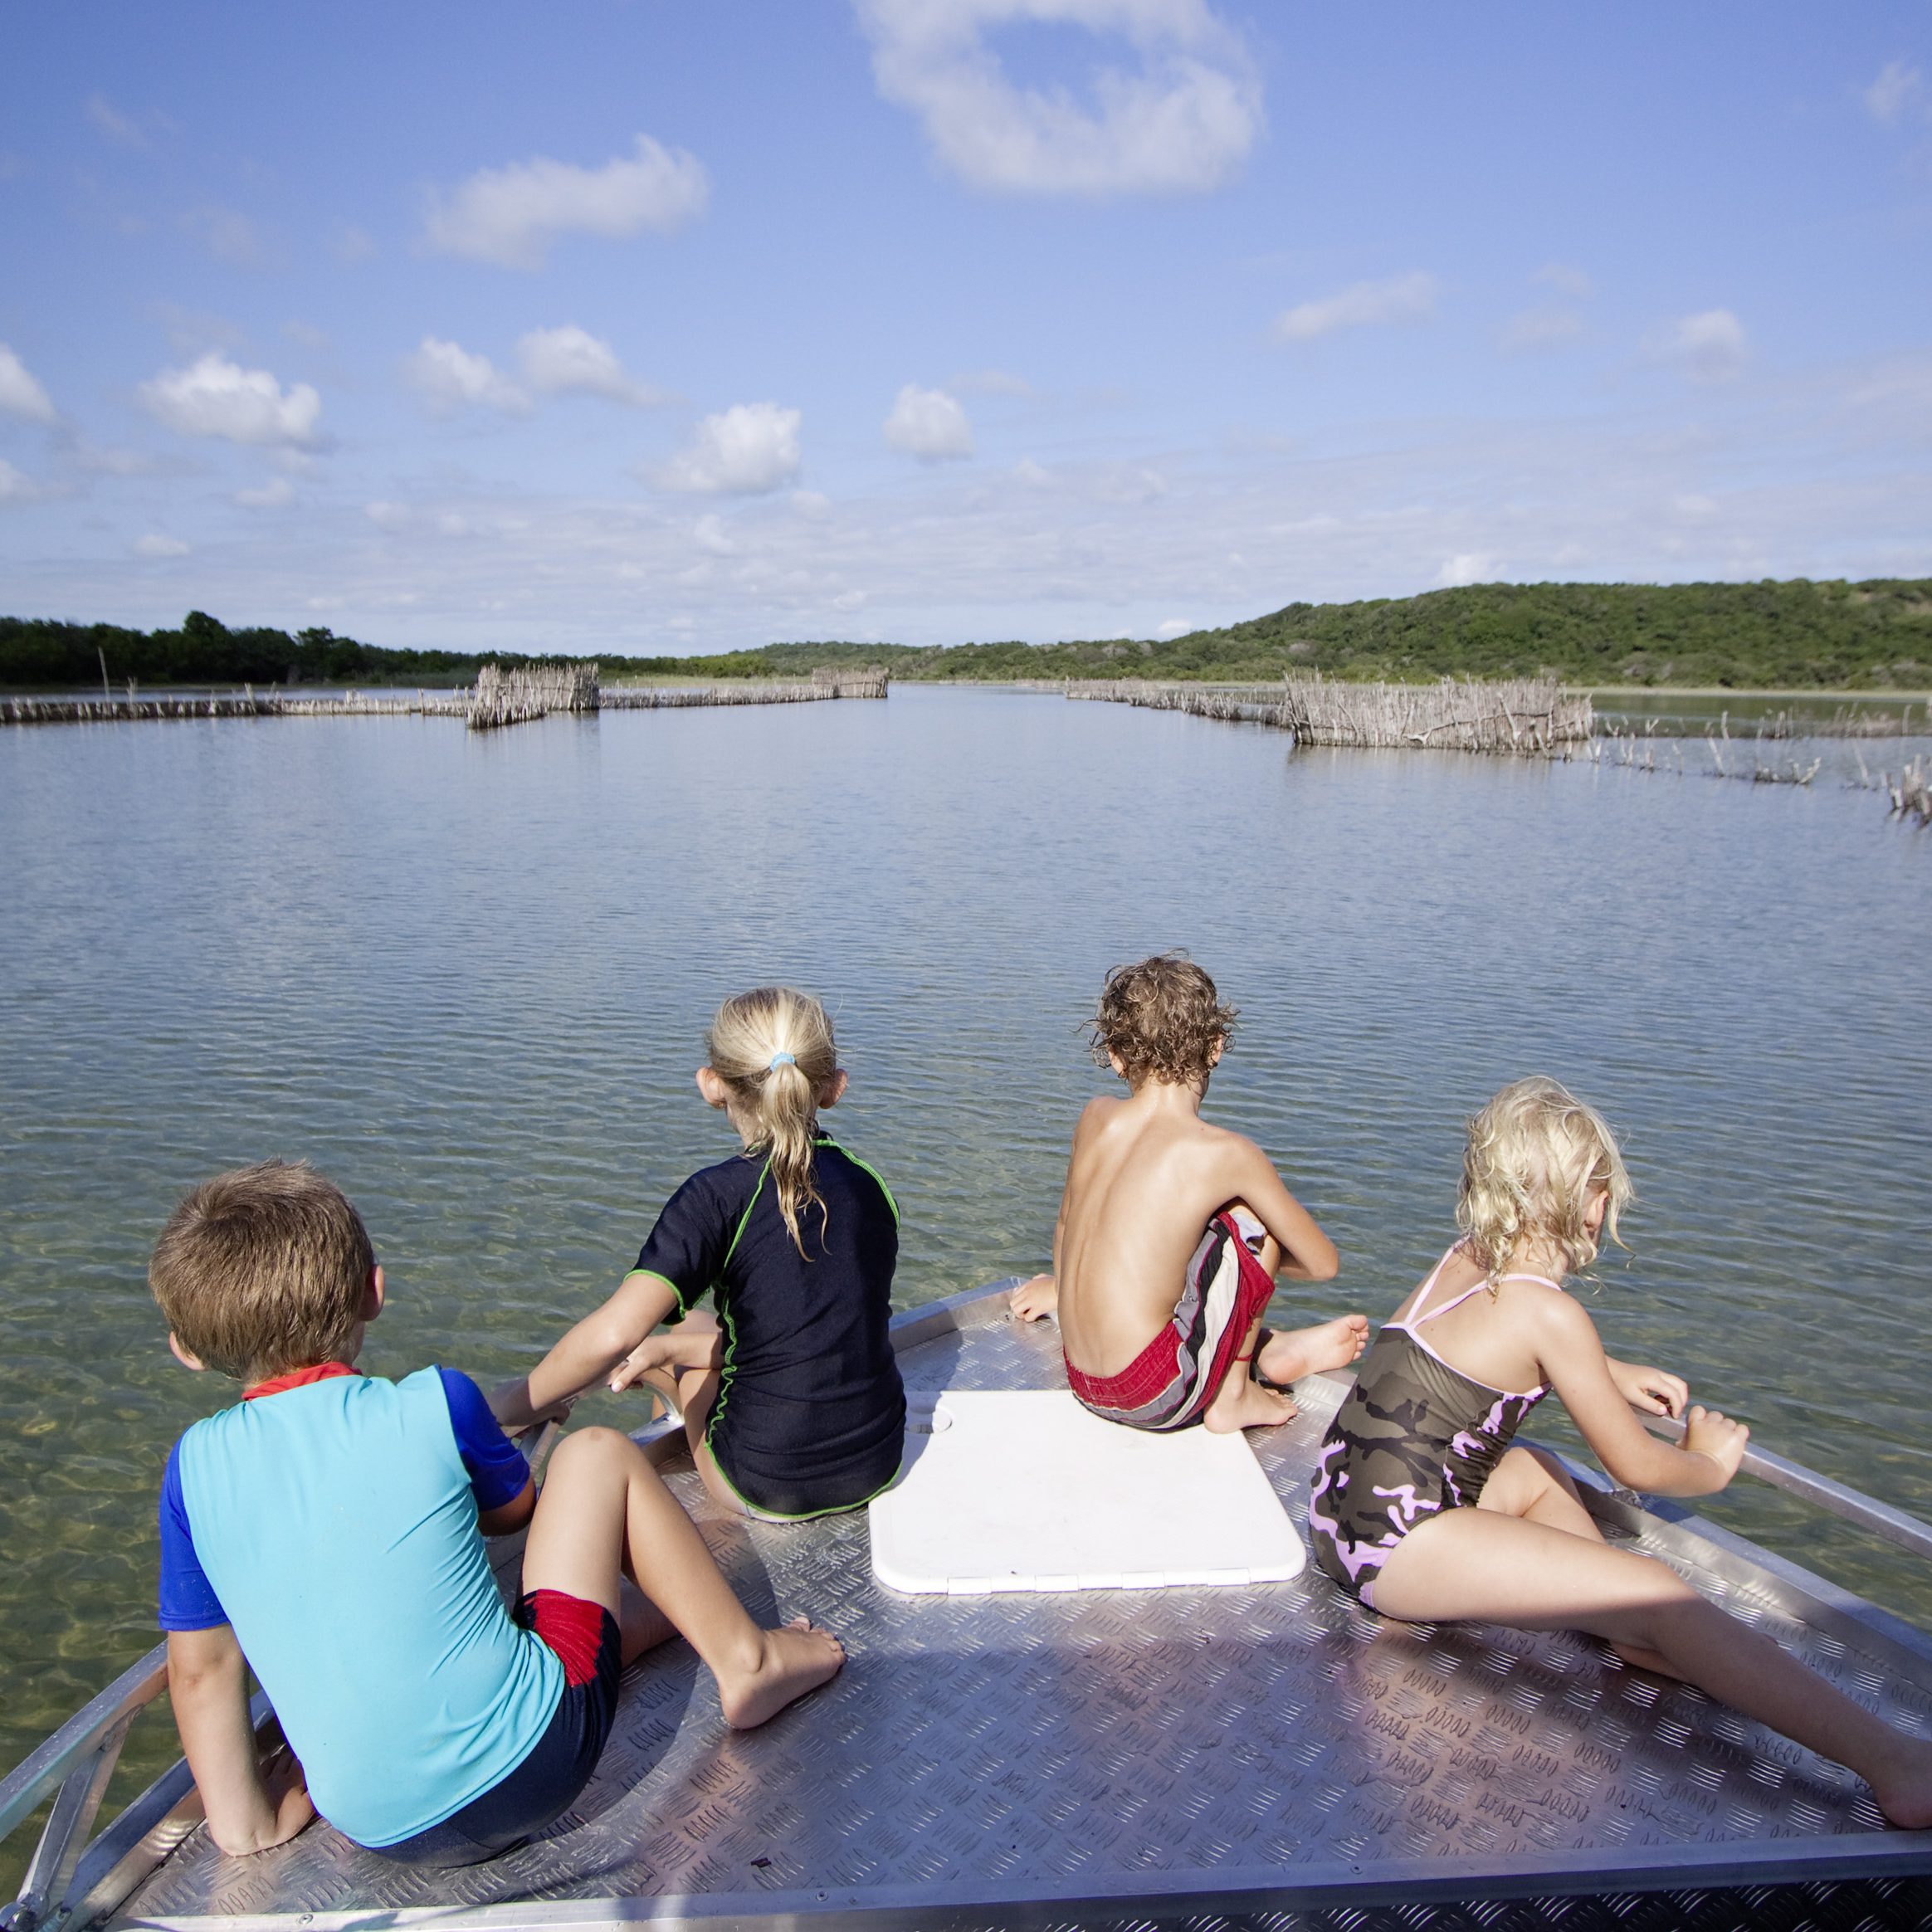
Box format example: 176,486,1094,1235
1418,1266,1564,1325
1401,1245,1466,1328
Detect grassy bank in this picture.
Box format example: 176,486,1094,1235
7,578,1930,692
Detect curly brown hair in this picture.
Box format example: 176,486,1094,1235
1090,954,1237,1089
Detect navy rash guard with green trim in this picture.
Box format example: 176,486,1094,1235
634,1137,905,1518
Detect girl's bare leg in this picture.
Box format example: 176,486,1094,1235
522,1426,843,1728
1475,1447,1677,1676
1370,1496,1932,1827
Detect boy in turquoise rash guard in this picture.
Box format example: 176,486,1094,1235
152,1160,842,1867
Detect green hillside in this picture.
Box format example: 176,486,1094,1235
6,579,1930,690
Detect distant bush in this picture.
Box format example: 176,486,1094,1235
7,579,1930,691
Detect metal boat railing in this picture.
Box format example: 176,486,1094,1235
1,1294,1927,1932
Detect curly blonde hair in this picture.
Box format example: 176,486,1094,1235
706,988,840,1256
1456,1076,1632,1282
1091,954,1237,1090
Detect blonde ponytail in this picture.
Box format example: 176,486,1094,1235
705,988,840,1255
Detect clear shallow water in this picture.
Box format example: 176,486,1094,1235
2,685,1930,1816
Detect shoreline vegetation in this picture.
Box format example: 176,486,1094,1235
4,577,1930,697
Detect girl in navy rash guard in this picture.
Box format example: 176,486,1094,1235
493,988,905,1521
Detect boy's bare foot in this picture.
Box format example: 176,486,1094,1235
1010,1274,1057,1321
1256,1314,1368,1388
1203,1373,1298,1432
717,1617,846,1730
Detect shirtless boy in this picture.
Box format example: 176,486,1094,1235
1012,955,1365,1433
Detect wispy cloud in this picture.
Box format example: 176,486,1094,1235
0,343,57,422
951,368,1034,398
1275,271,1438,343
516,325,661,404
1864,59,1925,125
884,383,974,461
404,337,531,416
1534,262,1594,300
1500,307,1584,354
0,458,41,504
656,402,803,495
85,92,146,146
134,532,190,557
1648,308,1749,383
139,354,323,446
180,205,269,268
236,476,295,509
423,135,709,270
856,0,1261,196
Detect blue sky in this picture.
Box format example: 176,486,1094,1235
2,1,1930,653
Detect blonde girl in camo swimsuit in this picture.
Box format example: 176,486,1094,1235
1307,1076,1932,1829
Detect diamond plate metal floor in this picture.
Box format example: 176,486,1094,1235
113,1302,1932,1927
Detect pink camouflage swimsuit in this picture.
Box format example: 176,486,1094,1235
1307,1244,1560,1609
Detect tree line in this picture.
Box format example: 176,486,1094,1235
5,578,1930,691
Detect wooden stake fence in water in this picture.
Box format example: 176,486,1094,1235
1066,674,1594,754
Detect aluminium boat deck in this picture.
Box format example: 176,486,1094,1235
14,1281,1932,1931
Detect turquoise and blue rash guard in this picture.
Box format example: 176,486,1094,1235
636,1135,905,1518
157,1367,563,1850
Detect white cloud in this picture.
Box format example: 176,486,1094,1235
884,383,975,461
0,343,56,422
405,337,530,416
1500,307,1583,354
693,513,735,554
423,135,709,270
1865,59,1925,125
791,489,833,520
1650,308,1749,383
236,476,295,508
1534,263,1594,300
332,223,378,264
1013,456,1053,487
657,402,803,494
283,320,331,351
856,0,1261,196
134,533,190,558
1275,271,1438,343
365,500,411,527
85,92,144,145
1156,618,1190,637
1435,552,1498,588
516,324,659,403
139,353,322,446
0,458,38,503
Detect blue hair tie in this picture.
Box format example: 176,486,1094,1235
768,1051,796,1071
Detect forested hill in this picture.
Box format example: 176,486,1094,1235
5,578,1930,690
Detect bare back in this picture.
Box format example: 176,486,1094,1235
1054,1082,1335,1377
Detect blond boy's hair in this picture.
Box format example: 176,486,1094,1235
1091,954,1237,1090
1457,1076,1632,1281
706,987,840,1256
150,1160,374,1380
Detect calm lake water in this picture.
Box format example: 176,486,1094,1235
2,685,1930,1826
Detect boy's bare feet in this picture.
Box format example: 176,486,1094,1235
1203,1373,1297,1433
717,1617,846,1730
1256,1314,1368,1388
